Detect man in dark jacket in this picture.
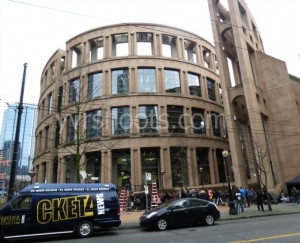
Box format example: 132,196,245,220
256,189,264,212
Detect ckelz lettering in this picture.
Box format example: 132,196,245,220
37,195,94,224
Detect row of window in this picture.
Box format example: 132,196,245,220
36,105,224,153
39,68,219,121
69,68,218,102
64,105,223,143
35,147,228,188
71,32,215,69
41,28,218,92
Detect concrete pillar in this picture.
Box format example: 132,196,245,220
131,148,141,190
160,147,172,189
209,148,217,184
102,150,112,183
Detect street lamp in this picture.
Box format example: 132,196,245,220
28,169,35,184
120,171,125,188
160,171,165,191
199,167,204,189
222,150,236,215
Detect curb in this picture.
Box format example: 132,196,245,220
118,210,300,230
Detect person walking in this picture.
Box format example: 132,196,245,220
291,186,300,205
234,188,244,214
256,189,264,212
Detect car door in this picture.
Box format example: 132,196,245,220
1,195,36,238
188,199,207,224
167,199,191,227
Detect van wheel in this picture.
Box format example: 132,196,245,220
76,221,94,238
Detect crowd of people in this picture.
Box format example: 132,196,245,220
123,186,277,212
123,188,266,211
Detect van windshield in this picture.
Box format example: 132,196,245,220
10,195,33,210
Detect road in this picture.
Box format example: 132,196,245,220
12,214,300,243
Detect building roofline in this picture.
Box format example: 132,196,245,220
66,22,215,48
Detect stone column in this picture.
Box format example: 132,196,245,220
159,105,168,134
131,148,141,191
46,161,53,183
208,148,217,184
187,147,197,186
101,150,112,183
160,147,172,189
190,147,198,186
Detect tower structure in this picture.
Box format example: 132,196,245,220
208,0,300,192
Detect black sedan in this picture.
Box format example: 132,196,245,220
139,198,220,230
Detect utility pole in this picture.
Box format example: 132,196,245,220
7,63,27,200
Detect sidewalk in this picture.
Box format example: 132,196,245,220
119,203,300,229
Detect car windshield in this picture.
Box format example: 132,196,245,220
155,199,175,209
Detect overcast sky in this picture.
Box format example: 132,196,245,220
0,0,299,130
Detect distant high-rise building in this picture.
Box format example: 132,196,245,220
0,103,37,176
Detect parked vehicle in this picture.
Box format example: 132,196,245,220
139,198,220,230
0,183,121,240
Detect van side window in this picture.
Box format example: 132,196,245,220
11,196,32,210
106,191,118,203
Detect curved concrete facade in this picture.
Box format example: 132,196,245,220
33,23,230,191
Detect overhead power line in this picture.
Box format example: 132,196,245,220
8,0,94,18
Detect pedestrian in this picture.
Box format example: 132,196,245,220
234,188,244,213
248,188,256,205
256,189,264,212
239,187,246,208
291,187,300,205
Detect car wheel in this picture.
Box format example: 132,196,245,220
205,214,215,226
76,220,94,238
156,218,168,231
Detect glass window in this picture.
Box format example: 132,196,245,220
111,107,130,135
47,92,52,114
112,34,128,56
89,37,103,61
164,69,181,93
210,112,222,137
57,86,63,112
45,126,49,149
196,148,211,185
55,121,60,148
167,105,184,133
138,68,156,92
71,44,82,68
86,153,101,179
188,73,201,97
11,195,32,210
173,199,189,209
88,72,103,98
69,78,80,103
66,156,77,183
184,40,197,63
207,78,216,101
192,108,205,134
170,146,188,187
86,110,102,139
67,114,78,142
137,33,153,55
112,69,129,94
162,34,177,57
203,48,211,68
139,105,158,133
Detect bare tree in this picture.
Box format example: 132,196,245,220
56,68,118,183
170,139,189,188
245,134,273,211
